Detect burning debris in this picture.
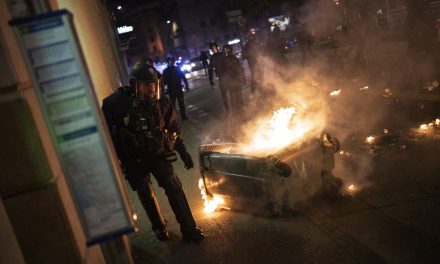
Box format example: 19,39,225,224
383,88,392,98
365,136,375,144
330,89,342,96
423,80,439,92
198,133,341,215
336,117,440,185
346,184,358,194
413,118,440,138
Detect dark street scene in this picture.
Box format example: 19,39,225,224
1,0,440,263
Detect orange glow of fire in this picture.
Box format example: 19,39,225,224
198,179,224,214
239,106,324,155
347,184,358,194
420,124,429,130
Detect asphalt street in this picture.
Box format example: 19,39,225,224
126,53,440,263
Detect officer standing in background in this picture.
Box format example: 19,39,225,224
102,62,204,242
199,51,209,76
242,34,260,94
208,41,225,90
162,57,189,120
219,44,245,114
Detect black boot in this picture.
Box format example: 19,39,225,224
181,226,205,242
137,182,169,241
166,190,205,241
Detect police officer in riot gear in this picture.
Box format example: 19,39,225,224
219,44,245,114
163,57,189,120
102,62,204,242
208,41,224,89
243,34,260,94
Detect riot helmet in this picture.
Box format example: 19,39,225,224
166,56,176,66
208,41,220,54
130,62,161,101
223,44,233,56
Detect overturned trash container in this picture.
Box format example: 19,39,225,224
199,134,341,215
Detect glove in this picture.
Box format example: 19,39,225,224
179,151,194,169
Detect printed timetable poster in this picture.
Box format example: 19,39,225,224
10,10,134,245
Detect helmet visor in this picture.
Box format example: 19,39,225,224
136,80,160,101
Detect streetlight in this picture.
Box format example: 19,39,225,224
167,20,171,24
117,5,122,10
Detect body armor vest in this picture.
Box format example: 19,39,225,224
125,99,167,157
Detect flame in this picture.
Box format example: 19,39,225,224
347,184,358,194
419,124,429,130
198,179,224,214
365,136,375,144
330,89,342,96
239,106,322,155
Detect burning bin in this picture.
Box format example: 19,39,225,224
199,134,341,214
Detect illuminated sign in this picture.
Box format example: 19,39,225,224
117,25,133,34
11,10,134,245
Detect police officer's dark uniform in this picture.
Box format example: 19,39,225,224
102,62,204,242
242,35,260,94
218,44,245,114
162,57,189,120
208,41,227,95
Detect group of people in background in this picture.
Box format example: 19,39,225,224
207,24,315,116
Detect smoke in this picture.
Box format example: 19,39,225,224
200,0,440,211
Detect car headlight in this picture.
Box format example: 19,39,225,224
181,64,192,71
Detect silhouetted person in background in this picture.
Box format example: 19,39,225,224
208,41,224,89
200,51,209,76
163,57,189,120
265,27,288,65
243,33,261,94
220,44,245,114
